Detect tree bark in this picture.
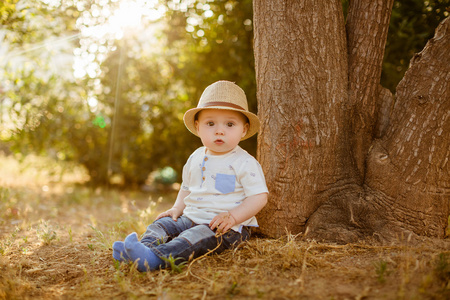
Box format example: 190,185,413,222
346,0,394,179
254,0,450,242
306,15,450,242
254,0,355,237
364,17,450,238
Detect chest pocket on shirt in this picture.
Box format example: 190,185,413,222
215,173,236,194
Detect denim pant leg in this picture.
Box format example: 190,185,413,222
152,224,251,265
140,216,195,248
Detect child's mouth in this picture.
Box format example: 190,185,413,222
214,139,224,145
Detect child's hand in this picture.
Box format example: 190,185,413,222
209,212,236,234
156,206,184,221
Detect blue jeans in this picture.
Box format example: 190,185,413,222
140,216,250,266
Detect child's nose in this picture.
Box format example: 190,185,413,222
215,125,225,135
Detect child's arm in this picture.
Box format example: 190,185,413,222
209,192,268,233
155,189,189,221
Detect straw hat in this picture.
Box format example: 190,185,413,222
183,81,260,140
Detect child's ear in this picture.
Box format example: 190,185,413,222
242,123,249,138
195,120,199,132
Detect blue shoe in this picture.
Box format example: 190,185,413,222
124,232,164,272
112,241,131,262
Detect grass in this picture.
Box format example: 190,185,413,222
374,259,390,284
35,220,58,245
0,153,449,299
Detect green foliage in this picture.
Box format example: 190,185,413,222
88,225,110,250
434,253,450,286
154,167,178,185
36,220,58,245
374,259,390,284
160,254,188,274
1,0,91,174
382,0,450,92
0,0,77,45
0,187,10,203
228,281,240,296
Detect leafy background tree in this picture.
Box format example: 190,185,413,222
382,0,450,91
1,0,448,186
1,0,82,157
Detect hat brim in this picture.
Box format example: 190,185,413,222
183,106,260,141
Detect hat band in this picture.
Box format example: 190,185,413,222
200,101,245,111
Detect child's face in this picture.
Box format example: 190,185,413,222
195,109,249,155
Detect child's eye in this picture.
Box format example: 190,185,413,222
207,122,214,126
227,122,235,127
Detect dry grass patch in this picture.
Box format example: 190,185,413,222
3,226,449,299
1,154,449,299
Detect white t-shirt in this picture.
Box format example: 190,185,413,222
181,146,268,232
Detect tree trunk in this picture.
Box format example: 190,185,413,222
254,0,449,242
254,0,356,237
363,17,450,238
346,0,394,179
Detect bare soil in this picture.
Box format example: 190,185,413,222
1,155,449,299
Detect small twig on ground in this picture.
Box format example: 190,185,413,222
297,243,313,290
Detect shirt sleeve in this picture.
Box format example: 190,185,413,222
237,157,269,197
180,153,193,191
